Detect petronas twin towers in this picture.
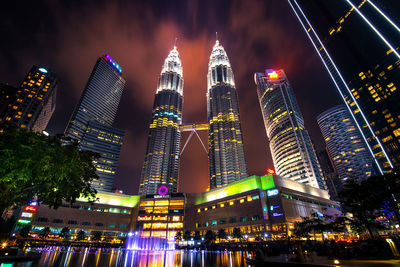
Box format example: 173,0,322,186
139,41,248,196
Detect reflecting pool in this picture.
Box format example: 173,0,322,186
34,247,249,267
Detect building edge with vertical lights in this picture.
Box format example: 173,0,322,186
288,0,400,172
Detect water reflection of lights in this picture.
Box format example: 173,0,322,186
35,247,247,266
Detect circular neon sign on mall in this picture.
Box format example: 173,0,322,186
158,185,169,196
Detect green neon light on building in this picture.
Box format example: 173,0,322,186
77,191,140,208
194,175,275,205
18,219,31,224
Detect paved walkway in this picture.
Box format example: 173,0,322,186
262,255,400,266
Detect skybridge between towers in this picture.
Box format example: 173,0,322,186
179,123,209,156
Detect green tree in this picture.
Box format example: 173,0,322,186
366,169,400,223
76,230,86,241
175,231,182,242
59,227,70,240
217,228,226,242
338,179,386,238
194,231,201,241
183,230,192,241
18,225,31,239
293,218,312,239
39,227,51,239
293,211,344,240
232,227,242,240
92,231,102,242
204,230,216,244
0,124,99,213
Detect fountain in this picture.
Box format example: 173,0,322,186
125,229,175,251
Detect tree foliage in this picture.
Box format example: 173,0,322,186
183,230,192,241
92,231,102,241
194,231,201,241
338,179,387,238
59,227,70,240
293,211,346,239
175,231,182,242
76,230,86,241
204,230,216,243
0,124,99,212
217,229,226,241
232,227,242,239
39,227,51,239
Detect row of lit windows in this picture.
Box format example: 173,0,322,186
36,217,127,229
137,215,182,221
196,215,261,228
59,203,130,214
197,195,260,213
140,199,184,207
142,222,183,230
30,226,126,237
196,224,268,236
281,193,338,209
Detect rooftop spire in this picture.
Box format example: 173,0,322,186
216,32,219,45
207,39,235,89
174,37,178,50
158,46,183,95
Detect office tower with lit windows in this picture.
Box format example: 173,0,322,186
255,69,326,190
65,54,126,192
207,40,248,189
317,105,375,185
317,149,342,200
65,54,125,141
80,121,124,192
0,83,18,119
139,47,183,196
288,0,400,172
1,66,57,132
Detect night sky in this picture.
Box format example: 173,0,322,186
0,0,341,195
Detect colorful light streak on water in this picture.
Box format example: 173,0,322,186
34,247,248,267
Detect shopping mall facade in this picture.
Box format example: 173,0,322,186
14,174,340,242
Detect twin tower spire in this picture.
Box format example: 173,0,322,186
139,40,248,196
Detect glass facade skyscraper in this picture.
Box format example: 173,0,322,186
65,54,125,192
80,120,124,192
207,40,248,189
288,0,400,172
139,47,183,196
66,54,125,141
317,105,375,184
255,69,326,190
1,66,57,132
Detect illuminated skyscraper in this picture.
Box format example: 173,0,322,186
139,47,183,196
80,121,124,192
288,0,400,172
0,83,18,119
317,105,375,183
65,54,125,192
207,40,248,189
255,69,326,190
1,66,57,132
66,54,125,141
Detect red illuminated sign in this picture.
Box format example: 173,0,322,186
24,206,37,212
266,168,276,175
267,71,279,80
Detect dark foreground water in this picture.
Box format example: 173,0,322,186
33,247,250,267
